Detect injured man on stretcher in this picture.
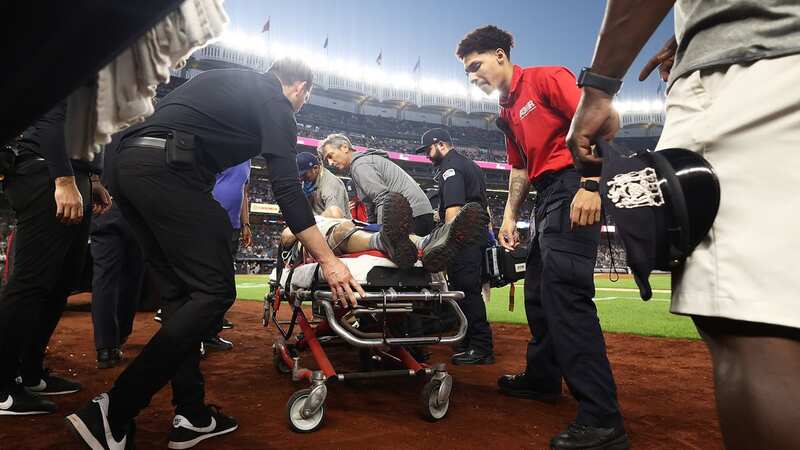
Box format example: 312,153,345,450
280,192,488,274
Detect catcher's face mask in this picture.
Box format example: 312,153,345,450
597,140,720,300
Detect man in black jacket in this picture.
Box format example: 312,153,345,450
67,59,364,450
0,101,112,416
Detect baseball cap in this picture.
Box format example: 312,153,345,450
296,152,320,175
415,128,453,154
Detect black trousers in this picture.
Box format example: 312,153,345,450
523,168,622,428
0,161,90,392
90,204,144,350
447,244,493,353
106,147,235,425
204,227,240,339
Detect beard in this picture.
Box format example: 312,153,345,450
429,148,445,165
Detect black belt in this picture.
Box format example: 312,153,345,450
125,137,167,150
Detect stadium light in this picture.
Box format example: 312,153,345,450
217,30,497,101
613,98,665,114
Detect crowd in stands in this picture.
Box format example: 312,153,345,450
595,240,628,271
295,104,508,163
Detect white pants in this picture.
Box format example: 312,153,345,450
657,53,800,329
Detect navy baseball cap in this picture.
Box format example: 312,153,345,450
296,152,320,175
415,128,452,154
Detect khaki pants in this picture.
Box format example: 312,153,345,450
657,53,800,329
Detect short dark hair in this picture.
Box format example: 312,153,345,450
267,57,314,87
456,25,514,60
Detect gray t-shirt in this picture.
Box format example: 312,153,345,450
670,0,800,87
350,150,433,223
309,167,351,218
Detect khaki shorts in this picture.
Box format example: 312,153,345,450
656,53,800,329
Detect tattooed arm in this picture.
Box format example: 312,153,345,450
498,167,531,249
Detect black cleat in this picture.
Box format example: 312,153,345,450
377,192,418,269
421,202,489,273
221,318,234,330
168,405,238,449
550,422,630,450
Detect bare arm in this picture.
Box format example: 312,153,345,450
498,168,531,249
504,168,530,224
567,0,675,168
240,183,250,226
590,0,676,78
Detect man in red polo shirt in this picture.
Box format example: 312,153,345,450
456,26,628,450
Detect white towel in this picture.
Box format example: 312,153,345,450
68,0,228,161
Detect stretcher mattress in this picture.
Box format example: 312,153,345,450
271,252,427,290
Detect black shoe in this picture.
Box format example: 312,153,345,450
451,349,495,365
17,369,82,396
154,309,163,323
97,348,124,369
0,386,57,415
550,423,630,450
421,202,489,273
452,340,469,354
497,372,562,402
221,318,234,330
377,192,418,269
168,405,238,449
202,336,233,352
66,393,134,450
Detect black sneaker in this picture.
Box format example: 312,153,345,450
17,369,81,396
66,393,133,450
550,422,630,450
421,202,489,273
377,192,418,269
0,386,57,415
168,405,238,449
154,309,163,323
497,372,562,402
202,336,233,352
97,348,124,369
221,318,234,330
451,348,495,365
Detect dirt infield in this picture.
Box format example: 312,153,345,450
0,295,722,450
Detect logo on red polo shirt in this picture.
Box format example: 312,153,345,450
519,99,536,119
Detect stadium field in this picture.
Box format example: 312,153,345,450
234,272,698,340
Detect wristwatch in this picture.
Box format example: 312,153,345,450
577,67,623,96
580,179,600,192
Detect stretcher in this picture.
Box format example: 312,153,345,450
263,248,467,433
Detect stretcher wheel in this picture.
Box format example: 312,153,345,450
420,379,450,421
286,388,325,433
273,350,291,374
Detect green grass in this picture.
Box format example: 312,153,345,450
234,273,699,340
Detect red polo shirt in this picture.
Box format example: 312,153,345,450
500,65,580,182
